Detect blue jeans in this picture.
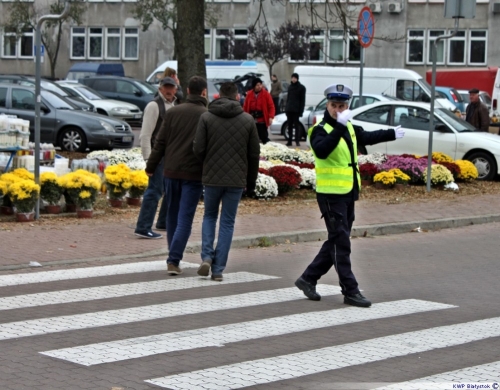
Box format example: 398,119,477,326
201,186,243,275
135,160,168,233
164,178,203,266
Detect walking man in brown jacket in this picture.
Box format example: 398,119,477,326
146,76,208,275
193,82,260,281
465,88,490,132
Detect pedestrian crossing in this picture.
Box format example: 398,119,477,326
1,259,498,389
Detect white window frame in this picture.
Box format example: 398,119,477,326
447,30,466,65
346,31,361,63
88,27,103,59
309,30,325,63
105,27,121,59
123,27,139,60
406,29,425,65
2,28,18,58
427,29,445,65
327,29,345,63
70,27,86,59
214,28,248,60
468,29,487,66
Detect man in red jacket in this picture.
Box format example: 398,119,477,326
243,78,275,144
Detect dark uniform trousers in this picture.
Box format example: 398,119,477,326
301,195,360,296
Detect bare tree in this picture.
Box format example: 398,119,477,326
1,0,85,79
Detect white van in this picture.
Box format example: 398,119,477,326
493,69,500,118
147,60,271,88
293,65,454,110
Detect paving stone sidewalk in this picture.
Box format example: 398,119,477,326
1,194,500,270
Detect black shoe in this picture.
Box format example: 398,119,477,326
344,293,372,308
296,142,300,147
134,230,162,239
286,142,292,146
155,226,166,231
294,277,321,301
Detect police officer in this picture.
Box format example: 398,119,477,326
294,84,405,307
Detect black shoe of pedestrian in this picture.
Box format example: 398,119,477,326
155,226,166,231
344,293,372,308
134,230,162,239
294,277,321,301
286,142,292,146
296,142,300,146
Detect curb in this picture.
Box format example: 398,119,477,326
2,213,500,272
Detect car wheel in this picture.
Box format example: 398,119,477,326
281,122,306,141
280,100,286,113
281,122,290,140
97,109,108,116
59,127,87,152
467,152,497,181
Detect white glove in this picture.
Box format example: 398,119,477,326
395,125,405,139
336,109,352,126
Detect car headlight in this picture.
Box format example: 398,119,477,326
110,107,130,114
99,120,116,132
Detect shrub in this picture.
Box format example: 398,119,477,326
287,161,315,169
422,164,454,186
381,155,428,183
8,179,40,213
388,168,410,184
128,170,149,198
455,160,479,181
40,172,64,205
254,173,278,199
373,171,396,186
359,163,379,180
439,161,461,181
431,152,454,163
104,163,132,200
267,165,302,194
258,167,270,176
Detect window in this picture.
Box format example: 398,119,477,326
89,27,103,59
0,87,7,108
427,30,445,64
469,30,487,65
93,79,115,92
12,89,35,110
116,80,139,94
2,28,17,58
71,27,86,59
448,30,465,65
395,106,431,131
309,30,325,62
123,28,138,59
214,28,248,60
396,80,429,102
354,105,391,125
289,28,308,62
1,27,33,59
327,29,361,64
106,28,120,59
204,29,211,59
407,30,424,64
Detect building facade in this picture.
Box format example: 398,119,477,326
0,0,498,81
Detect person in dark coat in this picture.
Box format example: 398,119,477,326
285,72,306,146
465,88,490,132
193,82,260,281
294,84,405,308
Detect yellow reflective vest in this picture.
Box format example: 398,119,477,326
309,121,360,194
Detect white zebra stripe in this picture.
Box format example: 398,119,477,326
0,272,279,310
0,284,341,341
0,260,195,287
41,299,455,366
146,316,500,390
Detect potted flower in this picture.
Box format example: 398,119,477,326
40,172,64,214
62,170,101,218
422,164,454,189
454,160,478,181
388,168,410,190
0,177,14,215
127,170,149,206
373,171,396,189
267,165,302,195
104,163,131,207
8,179,40,222
359,163,379,186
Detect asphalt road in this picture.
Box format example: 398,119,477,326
1,222,499,389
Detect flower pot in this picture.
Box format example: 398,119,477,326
373,182,389,189
108,198,123,208
0,205,14,215
45,204,62,214
16,212,35,222
126,197,141,207
65,204,77,213
361,179,373,187
76,209,93,219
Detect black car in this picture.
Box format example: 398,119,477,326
0,74,95,112
79,76,157,111
0,83,134,152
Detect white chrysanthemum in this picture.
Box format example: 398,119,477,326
299,168,316,188
87,149,145,170
357,152,387,166
284,164,301,172
259,160,273,169
254,173,278,199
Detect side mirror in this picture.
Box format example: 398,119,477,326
41,104,50,114
134,90,142,97
435,123,448,132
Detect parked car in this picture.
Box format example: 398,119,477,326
270,94,398,141
457,89,492,113
79,76,157,111
56,82,143,124
0,83,134,152
349,100,500,180
0,74,95,112
435,86,465,113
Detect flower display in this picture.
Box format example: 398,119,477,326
87,148,146,171
380,155,428,183
431,152,454,164
128,170,149,198
258,167,270,176
439,161,461,181
359,163,379,180
8,179,40,213
12,168,35,181
287,161,315,169
422,164,454,186
454,160,479,181
357,152,387,166
60,170,101,210
259,160,273,170
388,168,410,184
104,163,132,200
0,172,20,207
298,168,316,188
40,172,64,205
267,165,302,194
373,171,396,186
254,173,278,199
260,142,314,164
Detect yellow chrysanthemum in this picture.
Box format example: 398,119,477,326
455,160,479,181
79,190,91,199
388,168,410,184
12,168,35,181
432,152,454,164
373,171,396,186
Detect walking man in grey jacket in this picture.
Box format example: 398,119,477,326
193,82,260,281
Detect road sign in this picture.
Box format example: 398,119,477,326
33,45,45,63
357,7,375,48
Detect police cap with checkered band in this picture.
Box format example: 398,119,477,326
324,84,353,103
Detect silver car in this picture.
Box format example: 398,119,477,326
270,93,398,141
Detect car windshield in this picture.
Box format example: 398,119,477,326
481,93,492,105
136,81,156,95
74,86,105,100
460,93,470,103
436,108,476,132
38,80,69,96
41,90,76,110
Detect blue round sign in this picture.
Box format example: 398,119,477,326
357,7,375,48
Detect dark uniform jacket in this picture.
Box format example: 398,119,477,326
465,101,490,132
285,81,306,115
193,97,260,191
146,94,207,181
